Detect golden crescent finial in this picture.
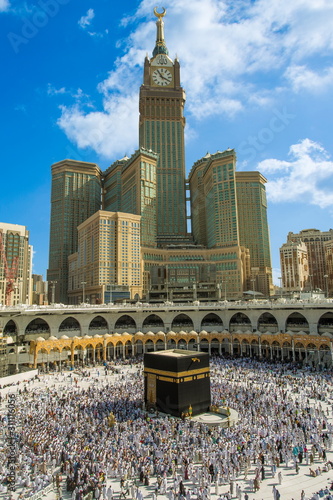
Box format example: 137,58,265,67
154,7,166,20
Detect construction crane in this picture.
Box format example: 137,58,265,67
0,233,19,306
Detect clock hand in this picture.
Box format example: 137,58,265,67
157,70,169,81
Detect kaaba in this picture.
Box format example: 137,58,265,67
144,349,211,417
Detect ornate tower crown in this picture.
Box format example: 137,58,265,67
153,7,169,57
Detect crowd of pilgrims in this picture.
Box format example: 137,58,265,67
0,356,332,500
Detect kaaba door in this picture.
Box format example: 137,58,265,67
147,373,157,404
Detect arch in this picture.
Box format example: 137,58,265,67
233,338,241,355
73,345,85,366
3,320,17,336
60,345,72,367
133,339,143,356
156,339,165,351
95,342,104,362
114,315,137,331
200,313,223,331
89,315,108,332
59,317,81,333
188,338,197,351
286,312,309,333
171,314,194,331
85,343,94,364
142,314,164,332
257,312,278,333
318,312,333,334
261,340,270,359
145,339,154,352
210,337,220,353
199,338,209,352
115,341,123,359
177,338,187,350
125,340,133,358
295,341,307,361
25,318,50,336
229,312,251,333
167,338,177,349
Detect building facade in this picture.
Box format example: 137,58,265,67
236,171,272,296
280,241,309,293
2,301,333,373
31,274,48,305
286,229,333,293
68,211,142,303
0,223,32,306
47,9,273,304
139,10,188,245
188,153,272,297
103,148,158,248
47,160,102,303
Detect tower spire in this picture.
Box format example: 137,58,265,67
153,7,169,57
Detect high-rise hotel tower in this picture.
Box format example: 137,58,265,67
139,8,188,245
47,9,272,304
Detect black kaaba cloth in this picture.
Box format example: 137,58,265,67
144,349,211,417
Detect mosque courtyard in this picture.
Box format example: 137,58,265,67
0,357,333,500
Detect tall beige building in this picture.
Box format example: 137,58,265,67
0,223,32,306
280,241,309,293
287,229,333,292
68,211,142,303
323,240,333,297
139,10,188,245
47,160,102,303
31,274,48,305
103,148,158,248
189,150,239,249
236,171,272,296
188,152,272,297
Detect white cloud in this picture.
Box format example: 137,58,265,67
285,65,333,92
58,0,333,160
257,139,333,209
47,84,67,96
78,8,95,29
0,0,10,12
57,92,138,159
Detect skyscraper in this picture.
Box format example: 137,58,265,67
68,211,142,303
236,171,272,296
189,150,239,248
139,9,188,245
47,160,102,303
103,148,158,248
0,222,32,306
48,9,272,303
279,240,309,293
286,228,333,292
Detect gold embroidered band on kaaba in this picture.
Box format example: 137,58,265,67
144,366,210,383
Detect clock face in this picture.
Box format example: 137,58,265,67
152,68,172,86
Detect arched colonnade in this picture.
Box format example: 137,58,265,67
30,331,333,370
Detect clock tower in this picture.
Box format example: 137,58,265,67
139,8,188,245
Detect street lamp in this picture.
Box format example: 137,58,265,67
278,277,282,299
308,274,313,299
50,281,57,305
222,277,227,302
81,281,87,303
324,274,329,298
251,278,256,301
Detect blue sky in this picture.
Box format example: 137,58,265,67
1,0,333,284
